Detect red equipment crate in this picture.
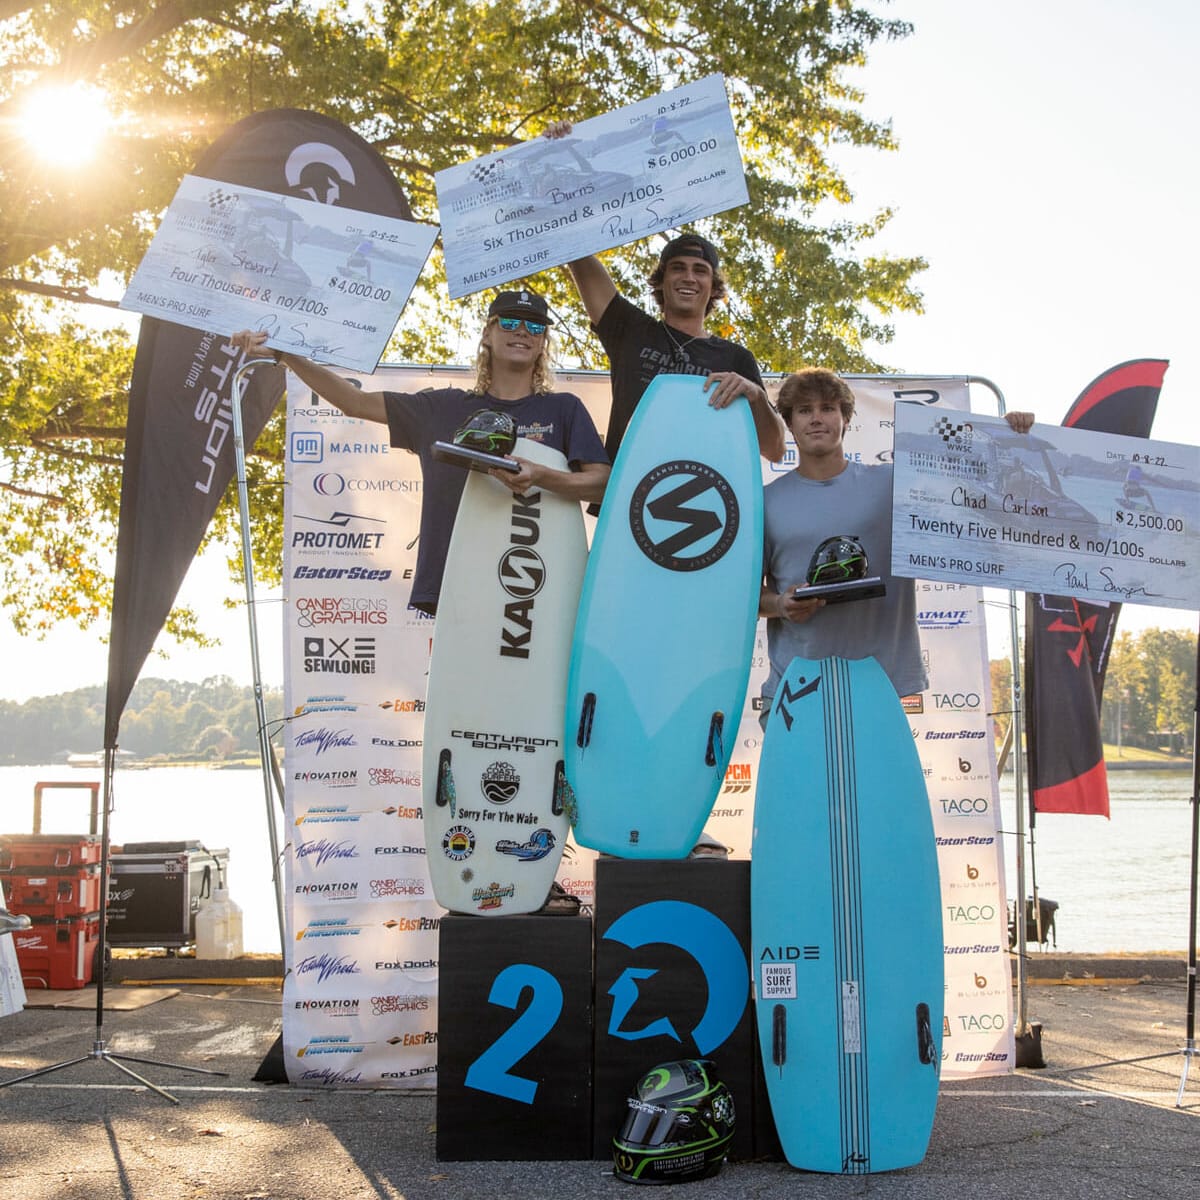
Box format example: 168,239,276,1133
12,914,101,990
4,863,104,919
0,834,103,871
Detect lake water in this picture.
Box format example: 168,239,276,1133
1,764,1194,955
998,768,1195,955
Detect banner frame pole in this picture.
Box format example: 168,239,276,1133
1175,614,1199,1105
961,375,1044,1065
231,358,287,957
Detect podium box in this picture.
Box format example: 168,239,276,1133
592,857,761,1161
437,913,593,1161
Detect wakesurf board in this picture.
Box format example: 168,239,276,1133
564,373,763,858
423,438,586,914
752,654,943,1173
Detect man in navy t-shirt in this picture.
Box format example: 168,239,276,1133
234,290,609,614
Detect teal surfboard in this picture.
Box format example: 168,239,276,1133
752,656,943,1173
564,374,762,858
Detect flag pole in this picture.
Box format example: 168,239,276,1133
230,357,287,957
1175,614,1199,1105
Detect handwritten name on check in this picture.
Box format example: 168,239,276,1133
891,406,1199,609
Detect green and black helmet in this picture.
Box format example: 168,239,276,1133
807,533,868,587
612,1058,735,1185
452,408,517,457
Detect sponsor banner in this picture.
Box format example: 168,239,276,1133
121,174,438,371
436,74,748,298
286,961,439,1088
893,406,1199,609
284,368,1013,1083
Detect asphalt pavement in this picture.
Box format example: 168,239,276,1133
0,956,1196,1200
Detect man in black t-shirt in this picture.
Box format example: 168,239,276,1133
562,231,786,464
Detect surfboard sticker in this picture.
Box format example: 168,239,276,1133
565,374,763,858
752,655,944,1173
422,438,586,914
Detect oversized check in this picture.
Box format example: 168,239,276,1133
121,175,438,371
892,405,1200,610
436,74,748,299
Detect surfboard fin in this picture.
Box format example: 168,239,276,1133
436,748,456,812
772,1003,787,1071
705,711,725,767
916,1002,937,1066
552,760,577,824
576,692,596,748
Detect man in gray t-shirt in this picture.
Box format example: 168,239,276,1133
759,369,1034,707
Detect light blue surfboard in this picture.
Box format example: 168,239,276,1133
564,373,762,858
752,656,943,1174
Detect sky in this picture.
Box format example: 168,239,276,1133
2,0,1196,705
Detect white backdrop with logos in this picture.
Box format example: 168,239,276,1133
280,365,1013,1088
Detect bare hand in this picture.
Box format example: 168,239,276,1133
543,121,573,140
489,457,536,494
1004,410,1035,434
231,329,271,357
702,371,761,410
776,584,825,624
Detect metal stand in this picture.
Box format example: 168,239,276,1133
964,375,1045,1067
0,750,228,1104
1175,618,1199,1106
230,357,288,955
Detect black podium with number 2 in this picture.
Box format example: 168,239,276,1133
436,913,593,1160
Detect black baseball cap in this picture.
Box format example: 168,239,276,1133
658,233,719,271
487,289,554,325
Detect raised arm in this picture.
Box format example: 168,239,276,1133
231,329,388,424
542,121,619,327
563,255,617,326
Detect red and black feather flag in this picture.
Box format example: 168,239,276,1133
1024,359,1168,817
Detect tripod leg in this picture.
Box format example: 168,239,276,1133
106,1051,227,1078
99,1053,181,1104
1176,1045,1195,1109
0,1054,90,1089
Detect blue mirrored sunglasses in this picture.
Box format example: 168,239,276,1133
497,316,547,335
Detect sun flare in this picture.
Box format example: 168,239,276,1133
17,82,113,167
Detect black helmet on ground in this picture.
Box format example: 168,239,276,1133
612,1058,735,1185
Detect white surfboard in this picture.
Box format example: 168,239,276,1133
422,438,587,915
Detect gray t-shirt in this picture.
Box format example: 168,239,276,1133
761,461,928,701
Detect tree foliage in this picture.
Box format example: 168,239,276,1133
1105,627,1196,752
0,674,283,763
1,0,924,644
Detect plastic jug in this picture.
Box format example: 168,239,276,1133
195,883,243,959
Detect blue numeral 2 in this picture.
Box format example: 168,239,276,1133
464,964,563,1104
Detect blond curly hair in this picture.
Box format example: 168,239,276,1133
471,317,556,395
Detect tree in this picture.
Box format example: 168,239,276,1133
1104,627,1195,753
2,1,925,644
1137,627,1195,749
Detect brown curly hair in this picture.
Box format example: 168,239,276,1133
775,368,855,424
